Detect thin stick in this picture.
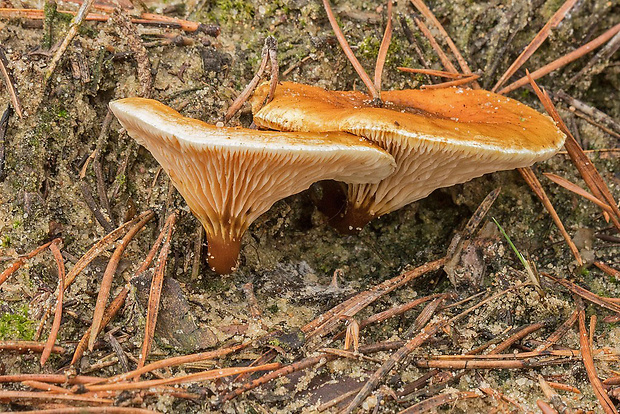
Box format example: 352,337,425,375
0,105,10,181
373,0,393,93
499,23,620,94
535,310,579,351
577,299,617,414
488,322,545,355
0,374,99,384
40,241,65,366
88,211,155,350
0,341,64,354
0,407,159,414
321,0,379,100
542,272,620,314
0,390,112,404
594,262,620,280
518,167,583,265
44,0,95,84
137,213,176,372
492,0,578,92
0,46,23,117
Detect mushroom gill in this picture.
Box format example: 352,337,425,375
109,97,396,274
251,82,566,233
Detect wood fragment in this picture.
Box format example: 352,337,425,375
88,210,155,350
499,23,620,94
242,282,262,319
40,241,65,366
492,0,578,92
137,212,176,372
0,105,10,182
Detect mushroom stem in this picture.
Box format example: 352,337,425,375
329,205,376,235
206,232,242,275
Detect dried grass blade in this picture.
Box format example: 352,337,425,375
88,211,154,350
492,0,578,92
44,0,95,84
413,17,458,74
374,0,393,93
544,173,614,214
499,23,620,94
518,167,583,265
543,272,620,314
577,300,618,414
137,213,176,373
421,74,479,89
527,75,620,231
0,46,23,118
40,241,65,366
0,240,54,287
321,0,379,99
409,0,476,81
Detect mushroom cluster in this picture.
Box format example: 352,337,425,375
109,80,564,274
250,81,566,233
109,98,395,274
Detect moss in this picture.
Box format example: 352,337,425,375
0,235,10,248
0,304,35,341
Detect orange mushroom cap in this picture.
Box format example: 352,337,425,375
251,82,566,233
109,97,395,274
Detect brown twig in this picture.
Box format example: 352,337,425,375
40,241,65,366
577,298,618,414
0,408,159,414
137,212,176,372
535,310,579,351
488,322,546,355
568,29,620,85
518,167,583,266
321,0,379,100
397,66,471,78
492,0,578,92
88,210,155,350
499,23,620,94
594,262,620,280
0,390,112,405
0,46,23,118
0,374,98,384
0,341,64,354
542,273,620,314
80,180,114,232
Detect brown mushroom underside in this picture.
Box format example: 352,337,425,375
110,97,396,273
251,82,566,232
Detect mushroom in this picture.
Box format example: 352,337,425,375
250,81,566,233
109,97,396,274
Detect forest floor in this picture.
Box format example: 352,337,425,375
0,0,619,412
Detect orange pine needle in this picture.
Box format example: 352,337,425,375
493,0,578,92
40,241,65,366
421,74,480,89
374,0,393,93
